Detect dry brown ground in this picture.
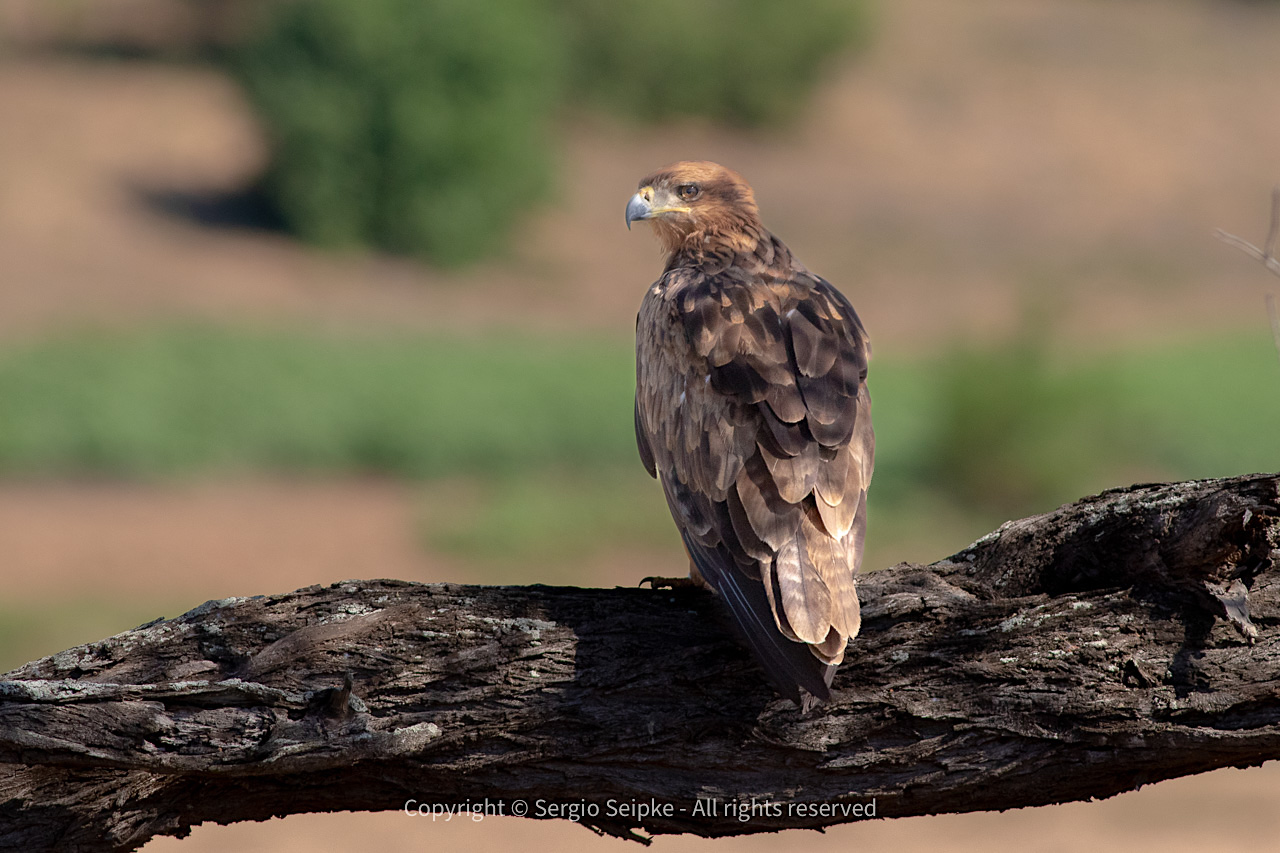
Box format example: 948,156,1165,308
0,480,451,605
2,0,1279,849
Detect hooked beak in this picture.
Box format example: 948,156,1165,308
625,191,652,230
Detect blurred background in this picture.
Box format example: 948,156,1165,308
1,0,1279,850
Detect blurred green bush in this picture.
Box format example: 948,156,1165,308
233,0,565,265
554,0,870,126
913,339,1139,515
232,0,870,263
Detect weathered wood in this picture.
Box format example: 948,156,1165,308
1,473,1278,851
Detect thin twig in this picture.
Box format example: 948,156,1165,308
1214,186,1280,365
1213,185,1280,278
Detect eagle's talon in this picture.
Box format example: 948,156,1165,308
640,576,701,590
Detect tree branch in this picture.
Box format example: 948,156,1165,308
2,474,1278,851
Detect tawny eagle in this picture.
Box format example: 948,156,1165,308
626,161,874,708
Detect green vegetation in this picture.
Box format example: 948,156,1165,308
555,0,871,126
871,331,1280,516
1108,338,1280,480
0,327,636,479
232,0,871,262
233,0,564,265
420,468,678,583
897,338,1143,515
0,325,1275,568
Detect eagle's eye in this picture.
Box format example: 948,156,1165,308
676,184,701,201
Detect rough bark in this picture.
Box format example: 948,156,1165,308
1,473,1278,852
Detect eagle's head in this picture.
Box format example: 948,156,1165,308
625,160,764,255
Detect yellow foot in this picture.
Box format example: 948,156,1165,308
640,576,702,590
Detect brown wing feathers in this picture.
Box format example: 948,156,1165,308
663,269,871,694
